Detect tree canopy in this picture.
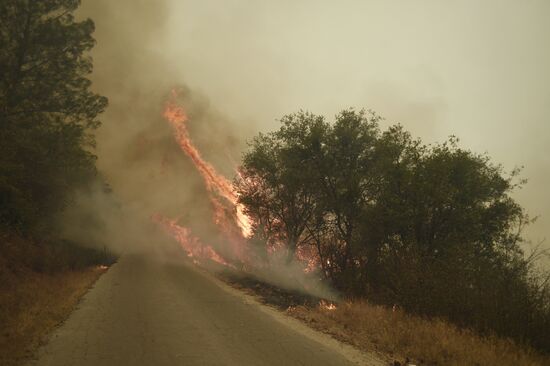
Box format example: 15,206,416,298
237,109,550,352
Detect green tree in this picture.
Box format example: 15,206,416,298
371,136,528,301
312,109,381,291
0,0,107,231
238,108,550,351
236,112,327,263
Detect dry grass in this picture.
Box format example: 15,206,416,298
221,271,549,365
0,257,106,366
287,301,550,366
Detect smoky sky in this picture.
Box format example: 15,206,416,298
80,1,550,258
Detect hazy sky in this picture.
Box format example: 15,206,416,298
156,0,550,249
83,0,549,254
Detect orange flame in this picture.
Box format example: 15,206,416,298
152,213,230,266
156,88,319,273
154,89,255,266
162,90,253,239
319,300,337,311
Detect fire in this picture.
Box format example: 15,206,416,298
155,88,319,272
319,300,337,311
296,245,320,273
152,213,230,266
154,89,254,266
162,90,253,239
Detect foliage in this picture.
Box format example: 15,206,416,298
237,112,328,262
0,0,107,232
237,109,550,352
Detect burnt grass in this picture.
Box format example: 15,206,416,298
218,269,328,310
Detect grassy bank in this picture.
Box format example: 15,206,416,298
222,271,550,366
288,301,550,366
0,232,114,366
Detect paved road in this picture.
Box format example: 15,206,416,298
29,250,379,366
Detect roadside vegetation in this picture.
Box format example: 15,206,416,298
236,110,550,357
289,300,550,366
224,271,550,365
0,232,112,366
0,1,112,364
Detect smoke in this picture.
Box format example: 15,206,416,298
68,0,549,279
55,1,196,257
65,0,337,299
69,1,245,249
157,0,550,258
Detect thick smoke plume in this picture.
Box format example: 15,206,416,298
66,0,336,299
69,0,249,252
66,0,548,285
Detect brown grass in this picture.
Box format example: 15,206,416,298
0,241,107,366
287,301,549,366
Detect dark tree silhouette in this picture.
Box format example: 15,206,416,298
0,0,107,231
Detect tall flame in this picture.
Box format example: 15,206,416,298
156,89,319,272
162,90,253,239
154,89,254,266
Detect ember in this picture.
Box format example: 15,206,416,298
319,300,337,311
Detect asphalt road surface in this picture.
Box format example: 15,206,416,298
29,250,382,366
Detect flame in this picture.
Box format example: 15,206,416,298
154,89,253,266
162,90,253,239
296,245,320,273
152,213,230,266
156,88,319,272
319,300,337,311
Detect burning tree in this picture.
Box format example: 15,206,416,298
235,112,328,264
235,109,384,281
